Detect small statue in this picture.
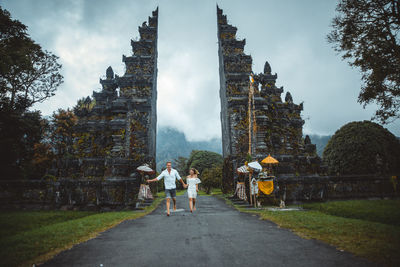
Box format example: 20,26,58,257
106,66,114,80
285,92,293,103
264,61,272,74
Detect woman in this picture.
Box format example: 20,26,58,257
186,168,201,212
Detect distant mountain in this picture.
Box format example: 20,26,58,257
307,134,331,157
156,127,222,171
155,128,331,171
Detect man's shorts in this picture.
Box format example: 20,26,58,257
165,189,176,199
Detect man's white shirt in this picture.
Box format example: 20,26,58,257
156,168,182,189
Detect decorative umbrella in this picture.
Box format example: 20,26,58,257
237,165,249,174
136,164,155,174
261,155,279,165
236,165,248,201
136,164,154,200
248,161,262,172
261,154,279,175
246,161,262,207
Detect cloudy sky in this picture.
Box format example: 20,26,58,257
2,0,399,140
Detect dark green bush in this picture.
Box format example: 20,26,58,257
323,121,400,175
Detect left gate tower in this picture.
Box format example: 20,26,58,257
55,8,158,180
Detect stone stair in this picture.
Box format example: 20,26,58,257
135,199,154,210
229,197,253,208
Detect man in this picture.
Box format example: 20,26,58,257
147,161,187,216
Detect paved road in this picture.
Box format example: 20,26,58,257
42,194,376,267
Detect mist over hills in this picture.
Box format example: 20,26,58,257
156,127,222,171
309,135,332,157
155,126,331,171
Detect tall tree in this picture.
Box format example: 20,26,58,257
50,108,77,173
0,7,63,179
328,0,400,123
323,120,400,175
0,7,63,111
31,141,54,179
0,110,48,179
186,150,223,175
201,165,222,194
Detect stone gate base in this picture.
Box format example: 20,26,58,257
247,175,398,205
0,178,141,211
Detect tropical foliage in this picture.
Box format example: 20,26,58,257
0,7,63,179
323,121,400,175
328,0,400,123
183,150,223,193
185,150,223,175
201,165,222,194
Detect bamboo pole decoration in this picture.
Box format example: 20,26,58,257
253,181,257,208
248,74,258,155
252,86,257,145
248,76,253,155
248,74,256,205
249,170,252,205
248,74,259,206
248,75,253,205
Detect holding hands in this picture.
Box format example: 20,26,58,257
146,177,187,188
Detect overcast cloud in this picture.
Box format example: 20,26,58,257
1,0,399,140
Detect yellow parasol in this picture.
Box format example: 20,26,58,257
261,155,279,176
261,155,279,165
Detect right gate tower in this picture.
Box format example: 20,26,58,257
217,6,322,187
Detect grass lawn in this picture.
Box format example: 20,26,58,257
303,199,400,226
223,197,400,267
0,197,164,267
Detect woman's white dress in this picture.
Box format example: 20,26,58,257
187,178,201,198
